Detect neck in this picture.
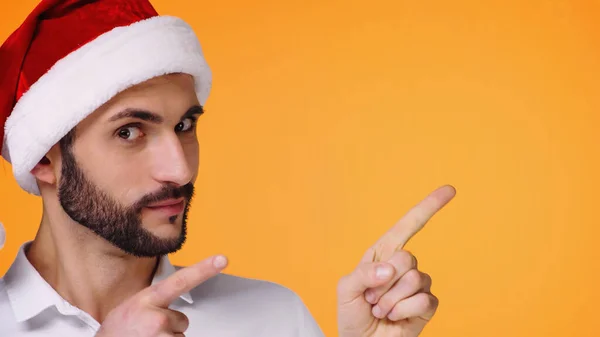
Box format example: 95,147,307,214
27,205,158,323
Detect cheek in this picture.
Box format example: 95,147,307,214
78,149,147,203
182,138,200,172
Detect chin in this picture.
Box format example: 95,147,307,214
151,225,183,239
142,218,183,236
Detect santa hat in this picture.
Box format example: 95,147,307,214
0,0,212,196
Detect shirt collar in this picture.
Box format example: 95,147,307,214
4,241,193,323
4,242,62,322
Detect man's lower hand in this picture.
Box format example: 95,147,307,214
95,255,228,337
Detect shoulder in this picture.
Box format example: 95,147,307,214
0,277,11,306
186,270,304,310
173,268,324,336
0,277,19,334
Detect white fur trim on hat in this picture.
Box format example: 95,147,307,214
2,15,212,195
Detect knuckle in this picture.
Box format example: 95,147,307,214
338,262,371,290
150,312,169,330
376,295,394,311
417,293,438,311
395,250,415,271
404,269,422,286
353,264,371,284
190,265,206,280
387,309,403,321
428,294,440,309
423,272,432,285
172,275,188,292
411,208,427,226
364,264,378,282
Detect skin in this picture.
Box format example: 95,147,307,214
24,72,455,336
27,73,202,323
337,185,456,337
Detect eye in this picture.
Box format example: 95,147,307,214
117,126,144,140
175,118,195,132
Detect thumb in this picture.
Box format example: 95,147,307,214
337,262,395,304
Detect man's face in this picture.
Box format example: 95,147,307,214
55,74,201,257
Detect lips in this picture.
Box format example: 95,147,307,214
147,198,184,208
145,198,185,217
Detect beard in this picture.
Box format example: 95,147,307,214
57,147,194,258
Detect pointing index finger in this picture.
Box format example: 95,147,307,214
372,185,456,262
143,255,228,308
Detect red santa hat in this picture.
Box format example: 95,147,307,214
0,0,212,196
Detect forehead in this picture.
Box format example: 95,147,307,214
120,73,196,97
108,73,198,108
80,73,199,127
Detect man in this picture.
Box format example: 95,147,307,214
0,0,456,336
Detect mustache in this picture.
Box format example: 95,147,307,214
132,183,195,211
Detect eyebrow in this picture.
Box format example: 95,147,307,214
108,105,204,124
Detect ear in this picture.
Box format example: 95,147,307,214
30,156,56,185
30,145,61,186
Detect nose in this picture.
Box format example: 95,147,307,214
151,134,194,186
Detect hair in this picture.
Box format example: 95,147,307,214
59,128,76,153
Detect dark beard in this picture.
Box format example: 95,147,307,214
57,146,194,258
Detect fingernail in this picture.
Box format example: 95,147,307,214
365,290,376,304
376,265,393,279
213,255,228,269
372,305,383,318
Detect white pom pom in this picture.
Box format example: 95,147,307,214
0,222,5,249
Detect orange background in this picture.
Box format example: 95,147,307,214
1,1,599,336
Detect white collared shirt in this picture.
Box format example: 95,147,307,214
0,243,325,336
